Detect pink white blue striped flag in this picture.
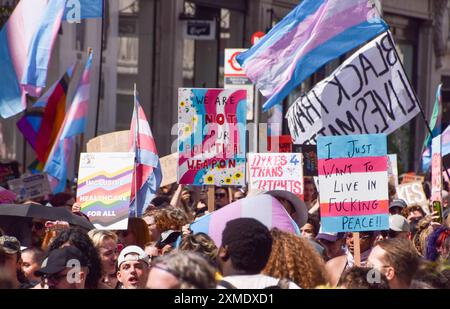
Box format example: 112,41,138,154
236,0,388,111
21,0,66,97
0,0,49,118
189,194,300,248
44,52,93,193
128,94,162,217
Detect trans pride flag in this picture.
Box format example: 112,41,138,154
0,0,103,119
236,0,388,111
189,194,300,247
44,52,93,193
128,94,162,217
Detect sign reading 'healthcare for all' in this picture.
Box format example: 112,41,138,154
77,152,134,230
318,134,389,232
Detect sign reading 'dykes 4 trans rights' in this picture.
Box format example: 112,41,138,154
318,134,389,232
178,88,247,186
77,152,134,230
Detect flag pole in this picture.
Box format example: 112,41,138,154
133,83,139,217
386,32,450,176
94,0,106,137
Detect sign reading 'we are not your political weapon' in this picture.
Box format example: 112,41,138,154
318,134,389,232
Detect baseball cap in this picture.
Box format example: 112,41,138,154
35,246,88,277
389,199,408,210
389,214,410,232
117,245,149,268
316,227,345,242
0,236,21,255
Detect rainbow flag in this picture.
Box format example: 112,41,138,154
17,64,75,169
44,52,93,193
128,93,162,217
236,0,388,111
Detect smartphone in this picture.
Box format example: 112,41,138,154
432,201,443,223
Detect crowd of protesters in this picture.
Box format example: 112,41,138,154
0,173,450,289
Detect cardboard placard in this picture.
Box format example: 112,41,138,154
318,134,389,232
160,153,178,187
86,130,129,153
76,152,134,230
177,88,247,186
248,153,303,195
396,181,429,213
7,173,50,202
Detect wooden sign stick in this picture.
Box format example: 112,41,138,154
354,232,361,266
207,186,215,213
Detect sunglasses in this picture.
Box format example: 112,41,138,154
215,193,226,198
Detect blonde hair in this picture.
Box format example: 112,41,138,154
88,230,118,248
262,228,329,288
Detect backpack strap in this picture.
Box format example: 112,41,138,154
264,278,291,289
218,280,238,289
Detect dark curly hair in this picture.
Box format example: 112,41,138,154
48,228,102,289
221,218,272,274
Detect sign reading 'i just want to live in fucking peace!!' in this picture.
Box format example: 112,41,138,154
318,134,389,232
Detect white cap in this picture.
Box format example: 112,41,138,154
117,245,149,268
389,215,410,232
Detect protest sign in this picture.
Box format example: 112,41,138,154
248,153,303,195
7,173,50,202
0,161,20,188
400,173,425,184
267,135,293,153
86,130,129,153
318,134,389,232
286,32,420,145
387,154,399,188
396,181,428,213
177,88,247,186
431,136,442,203
0,186,16,203
76,152,134,230
224,49,254,120
160,153,178,187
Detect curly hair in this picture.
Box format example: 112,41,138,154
151,250,216,289
48,228,102,289
154,206,191,232
412,217,435,256
262,228,328,288
179,232,218,267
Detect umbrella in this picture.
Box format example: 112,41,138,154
189,194,300,248
0,203,94,230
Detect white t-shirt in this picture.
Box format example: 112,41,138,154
217,274,301,289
